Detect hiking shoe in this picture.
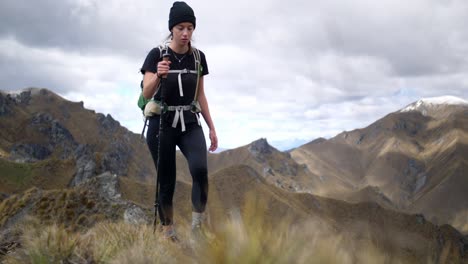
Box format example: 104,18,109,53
162,224,179,243
191,224,214,244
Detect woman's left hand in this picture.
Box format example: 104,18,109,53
208,129,218,152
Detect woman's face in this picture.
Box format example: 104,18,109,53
171,22,194,46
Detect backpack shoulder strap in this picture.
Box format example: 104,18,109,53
156,45,164,59
144,44,166,97
193,48,202,101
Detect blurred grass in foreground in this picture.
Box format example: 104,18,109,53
2,198,443,264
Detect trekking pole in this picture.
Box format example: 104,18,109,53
140,80,149,139
153,48,171,234
140,118,148,139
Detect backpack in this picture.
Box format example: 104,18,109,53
138,44,203,137
137,79,149,111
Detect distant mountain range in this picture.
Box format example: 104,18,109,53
291,95,468,228
1,88,467,262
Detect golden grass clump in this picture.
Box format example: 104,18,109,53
5,223,79,263
3,219,190,264
79,221,188,263
0,188,40,228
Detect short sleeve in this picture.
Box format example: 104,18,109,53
199,50,209,76
140,48,161,75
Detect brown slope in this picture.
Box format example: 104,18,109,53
408,143,468,225
293,111,432,190
364,112,468,226
207,165,313,225
291,104,468,229
340,185,395,210
290,138,366,195
289,111,437,199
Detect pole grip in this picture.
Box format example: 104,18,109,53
161,51,170,79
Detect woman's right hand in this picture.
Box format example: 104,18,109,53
157,60,171,78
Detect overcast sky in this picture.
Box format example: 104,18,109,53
1,0,468,150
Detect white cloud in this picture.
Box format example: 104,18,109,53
1,0,468,150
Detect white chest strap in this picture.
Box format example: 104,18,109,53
168,69,197,97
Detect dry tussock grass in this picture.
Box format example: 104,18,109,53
1,199,425,264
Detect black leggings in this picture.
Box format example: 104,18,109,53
146,115,208,225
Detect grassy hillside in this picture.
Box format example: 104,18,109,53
0,158,75,194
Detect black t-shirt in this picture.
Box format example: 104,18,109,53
141,47,208,125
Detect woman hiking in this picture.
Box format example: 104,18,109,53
140,1,217,241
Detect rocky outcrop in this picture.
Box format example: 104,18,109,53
123,205,148,225
5,89,32,105
30,113,74,144
71,139,134,186
248,138,273,157
79,172,122,201
0,93,11,116
9,113,78,162
9,143,52,162
100,141,131,176
97,113,121,134
242,138,304,193
70,144,96,187
71,171,150,225
396,158,428,196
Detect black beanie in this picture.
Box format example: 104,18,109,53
168,1,196,30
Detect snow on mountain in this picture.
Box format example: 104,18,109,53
400,96,468,113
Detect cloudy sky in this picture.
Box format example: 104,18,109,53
1,0,468,150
